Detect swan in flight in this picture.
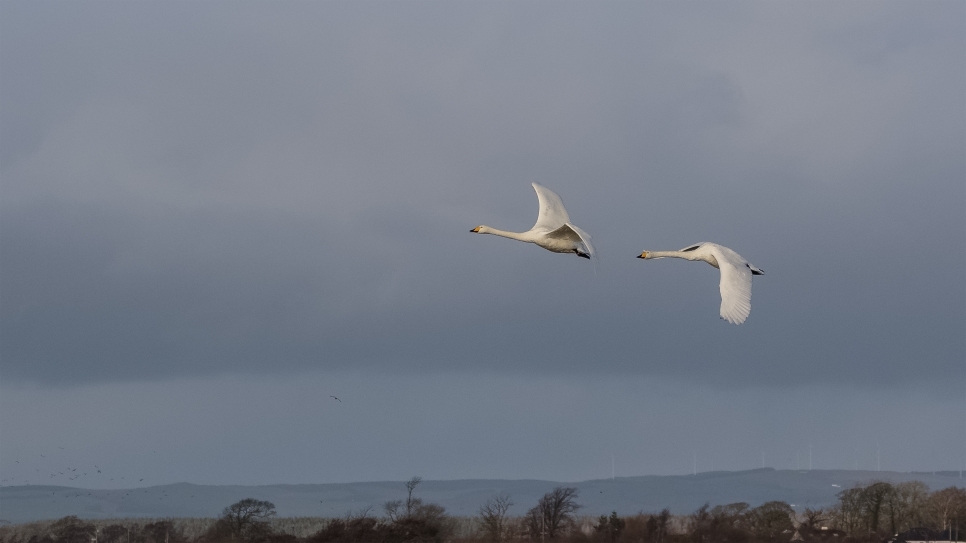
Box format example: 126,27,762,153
637,242,763,324
471,183,595,260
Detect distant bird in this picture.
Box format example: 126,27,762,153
471,183,595,260
330,396,341,402
140,479,144,481
637,242,763,324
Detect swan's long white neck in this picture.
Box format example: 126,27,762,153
645,250,695,260
643,249,718,267
478,226,532,243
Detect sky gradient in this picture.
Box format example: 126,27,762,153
1,1,964,487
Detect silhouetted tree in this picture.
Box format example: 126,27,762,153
926,487,966,533
594,512,625,542
212,498,276,541
380,477,454,543
479,493,515,543
649,509,672,543
312,517,380,543
99,525,130,543
404,477,422,518
834,487,865,534
861,482,894,535
524,487,581,540
690,503,750,543
748,501,794,541
885,481,929,534
800,508,826,532
143,521,185,543
50,516,95,543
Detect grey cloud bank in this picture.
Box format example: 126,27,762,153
0,1,963,481
2,1,963,387
1,372,962,486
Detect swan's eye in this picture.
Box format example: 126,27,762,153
682,245,700,252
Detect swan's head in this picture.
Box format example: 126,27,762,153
470,225,484,233
637,251,650,259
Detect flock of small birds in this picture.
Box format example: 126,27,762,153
0,446,156,492
1,454,203,508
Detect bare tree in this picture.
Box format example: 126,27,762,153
594,512,626,542
479,493,514,542
926,487,966,532
861,482,894,535
524,487,581,539
385,476,425,522
689,502,751,543
405,476,423,518
748,501,794,540
49,516,96,543
384,500,404,523
219,498,276,541
648,509,671,543
382,476,454,543
834,487,865,534
886,481,929,534
800,507,827,532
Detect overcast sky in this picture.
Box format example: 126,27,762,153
2,1,964,489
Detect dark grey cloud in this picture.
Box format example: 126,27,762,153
1,0,963,392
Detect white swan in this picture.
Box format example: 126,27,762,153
637,242,763,324
471,183,595,260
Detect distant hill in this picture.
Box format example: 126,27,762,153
1,469,963,524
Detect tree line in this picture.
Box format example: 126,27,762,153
1,478,962,543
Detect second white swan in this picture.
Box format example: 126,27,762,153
637,242,763,324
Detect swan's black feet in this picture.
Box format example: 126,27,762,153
576,250,591,259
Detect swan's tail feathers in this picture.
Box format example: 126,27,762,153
748,263,764,275
566,223,596,259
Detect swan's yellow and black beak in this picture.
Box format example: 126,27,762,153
637,251,649,259
470,226,482,233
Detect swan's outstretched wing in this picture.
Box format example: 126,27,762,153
546,223,596,258
708,244,753,325
531,183,571,232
